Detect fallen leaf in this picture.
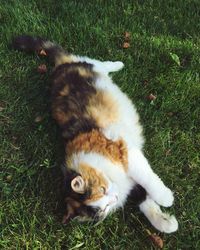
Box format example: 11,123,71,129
37,64,47,73
149,234,164,249
34,116,43,123
39,49,47,56
147,93,157,101
146,229,164,249
122,42,130,48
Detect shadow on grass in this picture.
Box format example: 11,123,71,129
3,58,68,223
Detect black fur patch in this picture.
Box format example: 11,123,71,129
51,62,98,141
12,35,44,53
129,184,147,205
12,35,66,63
62,167,99,221
62,167,91,202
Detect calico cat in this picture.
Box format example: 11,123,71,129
13,35,178,233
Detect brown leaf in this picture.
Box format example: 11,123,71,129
147,93,157,101
146,230,164,249
149,234,164,249
37,64,47,74
122,42,130,49
39,49,47,56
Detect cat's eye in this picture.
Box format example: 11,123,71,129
100,187,106,194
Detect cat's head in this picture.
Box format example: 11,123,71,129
62,163,118,224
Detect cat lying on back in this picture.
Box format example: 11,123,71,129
13,35,178,233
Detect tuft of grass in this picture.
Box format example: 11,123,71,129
1,0,200,249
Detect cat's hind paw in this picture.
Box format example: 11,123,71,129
139,196,178,233
154,214,178,233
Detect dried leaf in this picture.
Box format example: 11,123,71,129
122,42,130,48
149,234,164,249
146,229,164,249
39,49,47,56
37,64,47,73
147,93,157,101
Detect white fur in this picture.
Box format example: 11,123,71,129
139,196,178,233
128,148,174,207
77,56,144,149
70,151,134,209
68,55,178,233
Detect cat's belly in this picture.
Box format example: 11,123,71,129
102,122,143,151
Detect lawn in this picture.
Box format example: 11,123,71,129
0,0,200,249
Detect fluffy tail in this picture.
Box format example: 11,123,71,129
12,35,73,66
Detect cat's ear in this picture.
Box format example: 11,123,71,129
71,176,85,194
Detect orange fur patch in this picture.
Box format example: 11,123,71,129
55,54,75,66
79,163,108,203
77,67,94,78
87,90,119,128
66,129,128,171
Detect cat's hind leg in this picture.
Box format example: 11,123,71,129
128,148,174,207
139,195,178,233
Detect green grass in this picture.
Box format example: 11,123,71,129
1,0,200,249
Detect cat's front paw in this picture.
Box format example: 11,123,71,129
113,61,124,71
153,187,174,207
155,214,178,233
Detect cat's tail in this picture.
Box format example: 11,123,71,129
12,35,73,66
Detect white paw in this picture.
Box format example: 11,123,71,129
139,196,178,233
153,187,174,207
114,61,124,71
155,214,178,233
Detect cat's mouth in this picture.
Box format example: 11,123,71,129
62,194,119,224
